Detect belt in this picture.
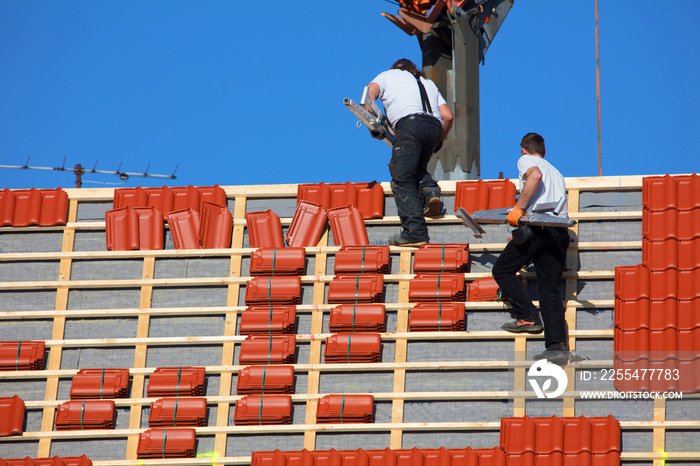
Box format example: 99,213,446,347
395,113,441,128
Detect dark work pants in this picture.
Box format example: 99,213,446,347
388,115,442,241
492,226,570,348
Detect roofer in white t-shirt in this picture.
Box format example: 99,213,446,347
367,58,453,246
492,133,572,365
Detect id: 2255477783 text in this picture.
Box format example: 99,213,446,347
579,368,680,381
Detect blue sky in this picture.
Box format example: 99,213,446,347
1,1,698,190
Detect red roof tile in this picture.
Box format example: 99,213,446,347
60,456,93,466
147,367,205,397
148,397,207,427
643,174,678,211
316,394,374,423
393,448,423,466
499,416,535,454
642,238,678,271
171,185,201,213
70,368,130,399
328,182,359,210
329,304,386,332
134,206,165,250
239,335,297,365
614,298,649,330
334,246,390,274
613,327,649,354
678,239,700,270
200,202,232,249
561,416,592,454
338,449,370,466
38,188,69,226
324,333,381,363
239,306,296,335
54,400,115,430
197,185,227,210
366,448,397,466
0,340,45,371
297,183,331,210
0,189,16,226
533,416,564,453
467,277,506,302
613,356,651,392
144,186,174,215
11,189,42,227
286,200,327,247
252,450,287,466
355,181,385,219
328,205,369,248
113,186,147,209
677,208,700,240
677,298,700,330
245,276,302,305
250,247,306,276
285,449,314,466
327,274,384,304
643,208,677,241
588,416,621,453
421,448,450,466
233,394,292,425
678,328,700,353
453,180,489,214
408,273,466,302
105,207,140,251
614,265,650,301
311,449,342,466
166,208,202,250
677,358,700,393
678,267,700,300
413,244,470,273
236,365,295,395
246,210,285,248
27,457,64,466
0,395,25,437
136,427,196,458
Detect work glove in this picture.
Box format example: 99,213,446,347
506,206,524,227
433,140,443,153
370,129,386,140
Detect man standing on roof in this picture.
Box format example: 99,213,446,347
492,133,571,365
367,58,453,246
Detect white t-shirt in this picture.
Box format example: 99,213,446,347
371,69,447,127
517,154,568,217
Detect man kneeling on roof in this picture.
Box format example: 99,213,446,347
367,58,453,247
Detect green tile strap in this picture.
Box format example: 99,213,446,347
80,400,85,430
176,367,182,398
340,394,345,424
441,243,445,272
261,366,266,395
15,340,21,371
352,302,356,333
354,274,359,304
496,289,502,302
268,304,273,335
272,247,277,276
346,333,352,363
438,302,442,332
162,428,168,459
258,395,263,426
268,276,272,305
173,396,178,427
99,368,105,399
436,272,441,303
361,245,366,273
267,334,272,364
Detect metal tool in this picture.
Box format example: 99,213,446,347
456,198,576,239
344,86,395,147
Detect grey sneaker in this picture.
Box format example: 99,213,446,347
501,318,544,334
534,343,569,366
388,233,427,247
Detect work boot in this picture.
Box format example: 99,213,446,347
388,232,428,247
501,317,543,334
534,343,569,366
422,190,443,217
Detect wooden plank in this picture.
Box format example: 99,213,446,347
390,250,412,448
563,188,581,417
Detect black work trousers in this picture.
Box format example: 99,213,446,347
388,114,442,241
492,226,570,348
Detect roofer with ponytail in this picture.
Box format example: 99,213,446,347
367,58,454,246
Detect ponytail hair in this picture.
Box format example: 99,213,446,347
391,58,426,78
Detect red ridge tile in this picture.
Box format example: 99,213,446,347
297,183,331,210
327,274,384,304
105,207,140,251
355,181,385,219
286,200,327,248
148,397,207,427
133,206,164,251
0,340,45,370
328,205,369,248
54,400,115,430
38,188,68,226
467,277,507,302
250,247,306,276
245,276,302,305
239,335,296,365
12,189,43,227
413,244,470,273
408,273,466,302
328,182,359,210
236,365,295,395
147,367,205,397
136,427,196,458
0,189,16,226
316,394,374,423
233,394,292,425
70,368,130,399
334,246,390,274
0,395,25,437
246,210,285,248
199,202,232,249
324,333,381,363
239,306,296,335
166,208,202,250
329,304,386,332
408,302,465,332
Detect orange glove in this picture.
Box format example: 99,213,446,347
506,206,524,227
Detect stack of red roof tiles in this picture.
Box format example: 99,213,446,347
146,367,206,397
316,394,374,423
0,341,45,370
236,365,295,395
106,184,231,250
0,187,69,227
136,427,196,458
234,394,293,425
0,396,25,437
148,397,207,427
54,400,115,430
69,368,130,399
614,174,700,393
